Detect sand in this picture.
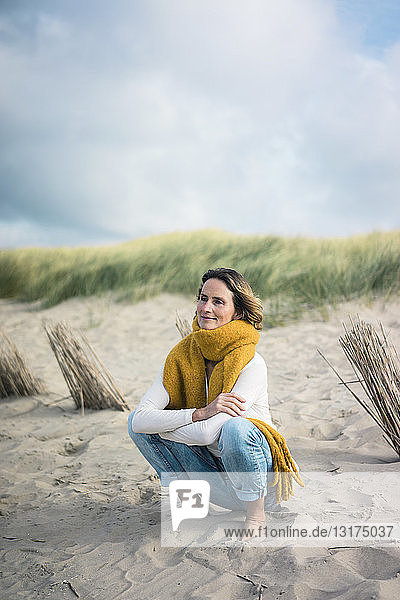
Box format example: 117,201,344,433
1,293,400,599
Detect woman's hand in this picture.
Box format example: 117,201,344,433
192,393,246,422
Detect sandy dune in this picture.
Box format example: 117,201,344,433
1,294,400,599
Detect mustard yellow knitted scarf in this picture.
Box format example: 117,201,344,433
163,317,304,502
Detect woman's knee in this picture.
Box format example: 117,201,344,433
128,411,160,452
218,417,254,452
221,416,255,437
128,409,138,440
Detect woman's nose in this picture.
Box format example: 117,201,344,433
203,300,213,312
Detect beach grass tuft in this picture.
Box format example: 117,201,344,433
319,317,400,457
0,331,46,397
175,312,192,339
43,321,130,412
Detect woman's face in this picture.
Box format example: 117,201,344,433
197,278,239,330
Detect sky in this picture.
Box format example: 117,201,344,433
0,0,400,248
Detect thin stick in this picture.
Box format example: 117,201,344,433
80,388,84,417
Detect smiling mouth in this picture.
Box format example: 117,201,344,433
201,316,216,320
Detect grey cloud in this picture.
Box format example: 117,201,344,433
0,0,400,248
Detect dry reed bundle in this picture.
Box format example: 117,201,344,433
0,330,45,397
175,312,192,339
318,316,400,457
43,321,129,412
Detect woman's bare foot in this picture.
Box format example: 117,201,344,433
244,497,265,533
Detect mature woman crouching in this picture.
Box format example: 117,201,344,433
128,267,302,529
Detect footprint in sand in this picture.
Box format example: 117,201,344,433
57,438,90,456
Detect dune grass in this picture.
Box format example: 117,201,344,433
0,229,399,327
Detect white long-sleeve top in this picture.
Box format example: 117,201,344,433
130,351,273,457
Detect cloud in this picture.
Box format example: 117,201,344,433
0,0,399,247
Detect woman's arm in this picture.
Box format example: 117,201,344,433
160,411,232,445
130,367,196,434
160,354,268,446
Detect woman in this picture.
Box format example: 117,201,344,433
128,268,301,529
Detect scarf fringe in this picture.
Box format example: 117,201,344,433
247,418,305,503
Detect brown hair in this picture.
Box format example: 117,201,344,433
197,267,264,330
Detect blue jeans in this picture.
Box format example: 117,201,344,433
128,412,278,511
